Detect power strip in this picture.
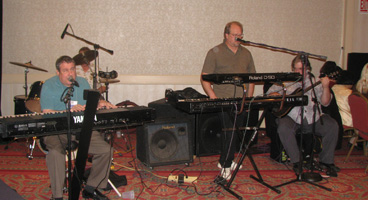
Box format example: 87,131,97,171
168,174,197,184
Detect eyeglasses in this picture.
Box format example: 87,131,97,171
230,33,244,38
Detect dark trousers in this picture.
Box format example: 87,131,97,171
218,109,258,168
276,114,338,164
43,131,113,198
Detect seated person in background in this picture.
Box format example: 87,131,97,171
330,65,362,149
40,56,116,200
75,47,106,94
355,62,368,98
319,61,346,150
267,54,340,177
332,84,353,128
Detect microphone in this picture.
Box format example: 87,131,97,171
68,76,79,87
308,71,315,78
61,23,69,39
236,37,249,43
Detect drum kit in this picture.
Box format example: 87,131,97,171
10,51,119,114
10,61,47,114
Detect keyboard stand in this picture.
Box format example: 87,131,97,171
217,110,281,199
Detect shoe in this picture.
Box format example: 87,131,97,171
220,167,232,180
82,189,109,200
319,162,340,172
217,161,243,171
325,168,338,177
319,162,339,177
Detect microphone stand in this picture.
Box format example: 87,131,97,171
62,27,114,90
274,54,330,192
92,45,99,90
236,38,327,61
61,86,75,200
302,74,323,182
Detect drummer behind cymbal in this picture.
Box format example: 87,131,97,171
74,47,106,94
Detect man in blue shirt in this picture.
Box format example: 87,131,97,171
41,55,116,200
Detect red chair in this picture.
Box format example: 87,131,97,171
348,92,368,173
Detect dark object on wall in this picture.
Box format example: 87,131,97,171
136,120,193,168
347,52,368,84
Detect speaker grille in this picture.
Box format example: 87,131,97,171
150,129,178,160
137,121,193,168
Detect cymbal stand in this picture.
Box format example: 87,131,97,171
92,45,99,90
23,66,29,97
218,110,281,199
104,81,110,102
26,137,37,160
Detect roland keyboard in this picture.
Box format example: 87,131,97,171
202,72,302,84
0,106,155,138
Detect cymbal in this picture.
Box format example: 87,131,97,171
9,61,48,72
100,78,120,84
73,50,98,65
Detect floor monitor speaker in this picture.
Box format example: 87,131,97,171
136,120,193,168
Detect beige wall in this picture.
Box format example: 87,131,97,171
1,0,366,116
342,0,368,67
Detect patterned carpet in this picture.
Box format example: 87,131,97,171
1,133,368,200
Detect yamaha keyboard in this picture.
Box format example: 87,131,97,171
0,106,155,138
169,95,308,114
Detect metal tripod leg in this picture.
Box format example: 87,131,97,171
108,179,121,197
27,137,36,160
248,152,281,194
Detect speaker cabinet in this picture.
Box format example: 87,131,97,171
195,110,259,157
136,120,193,168
195,113,222,156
